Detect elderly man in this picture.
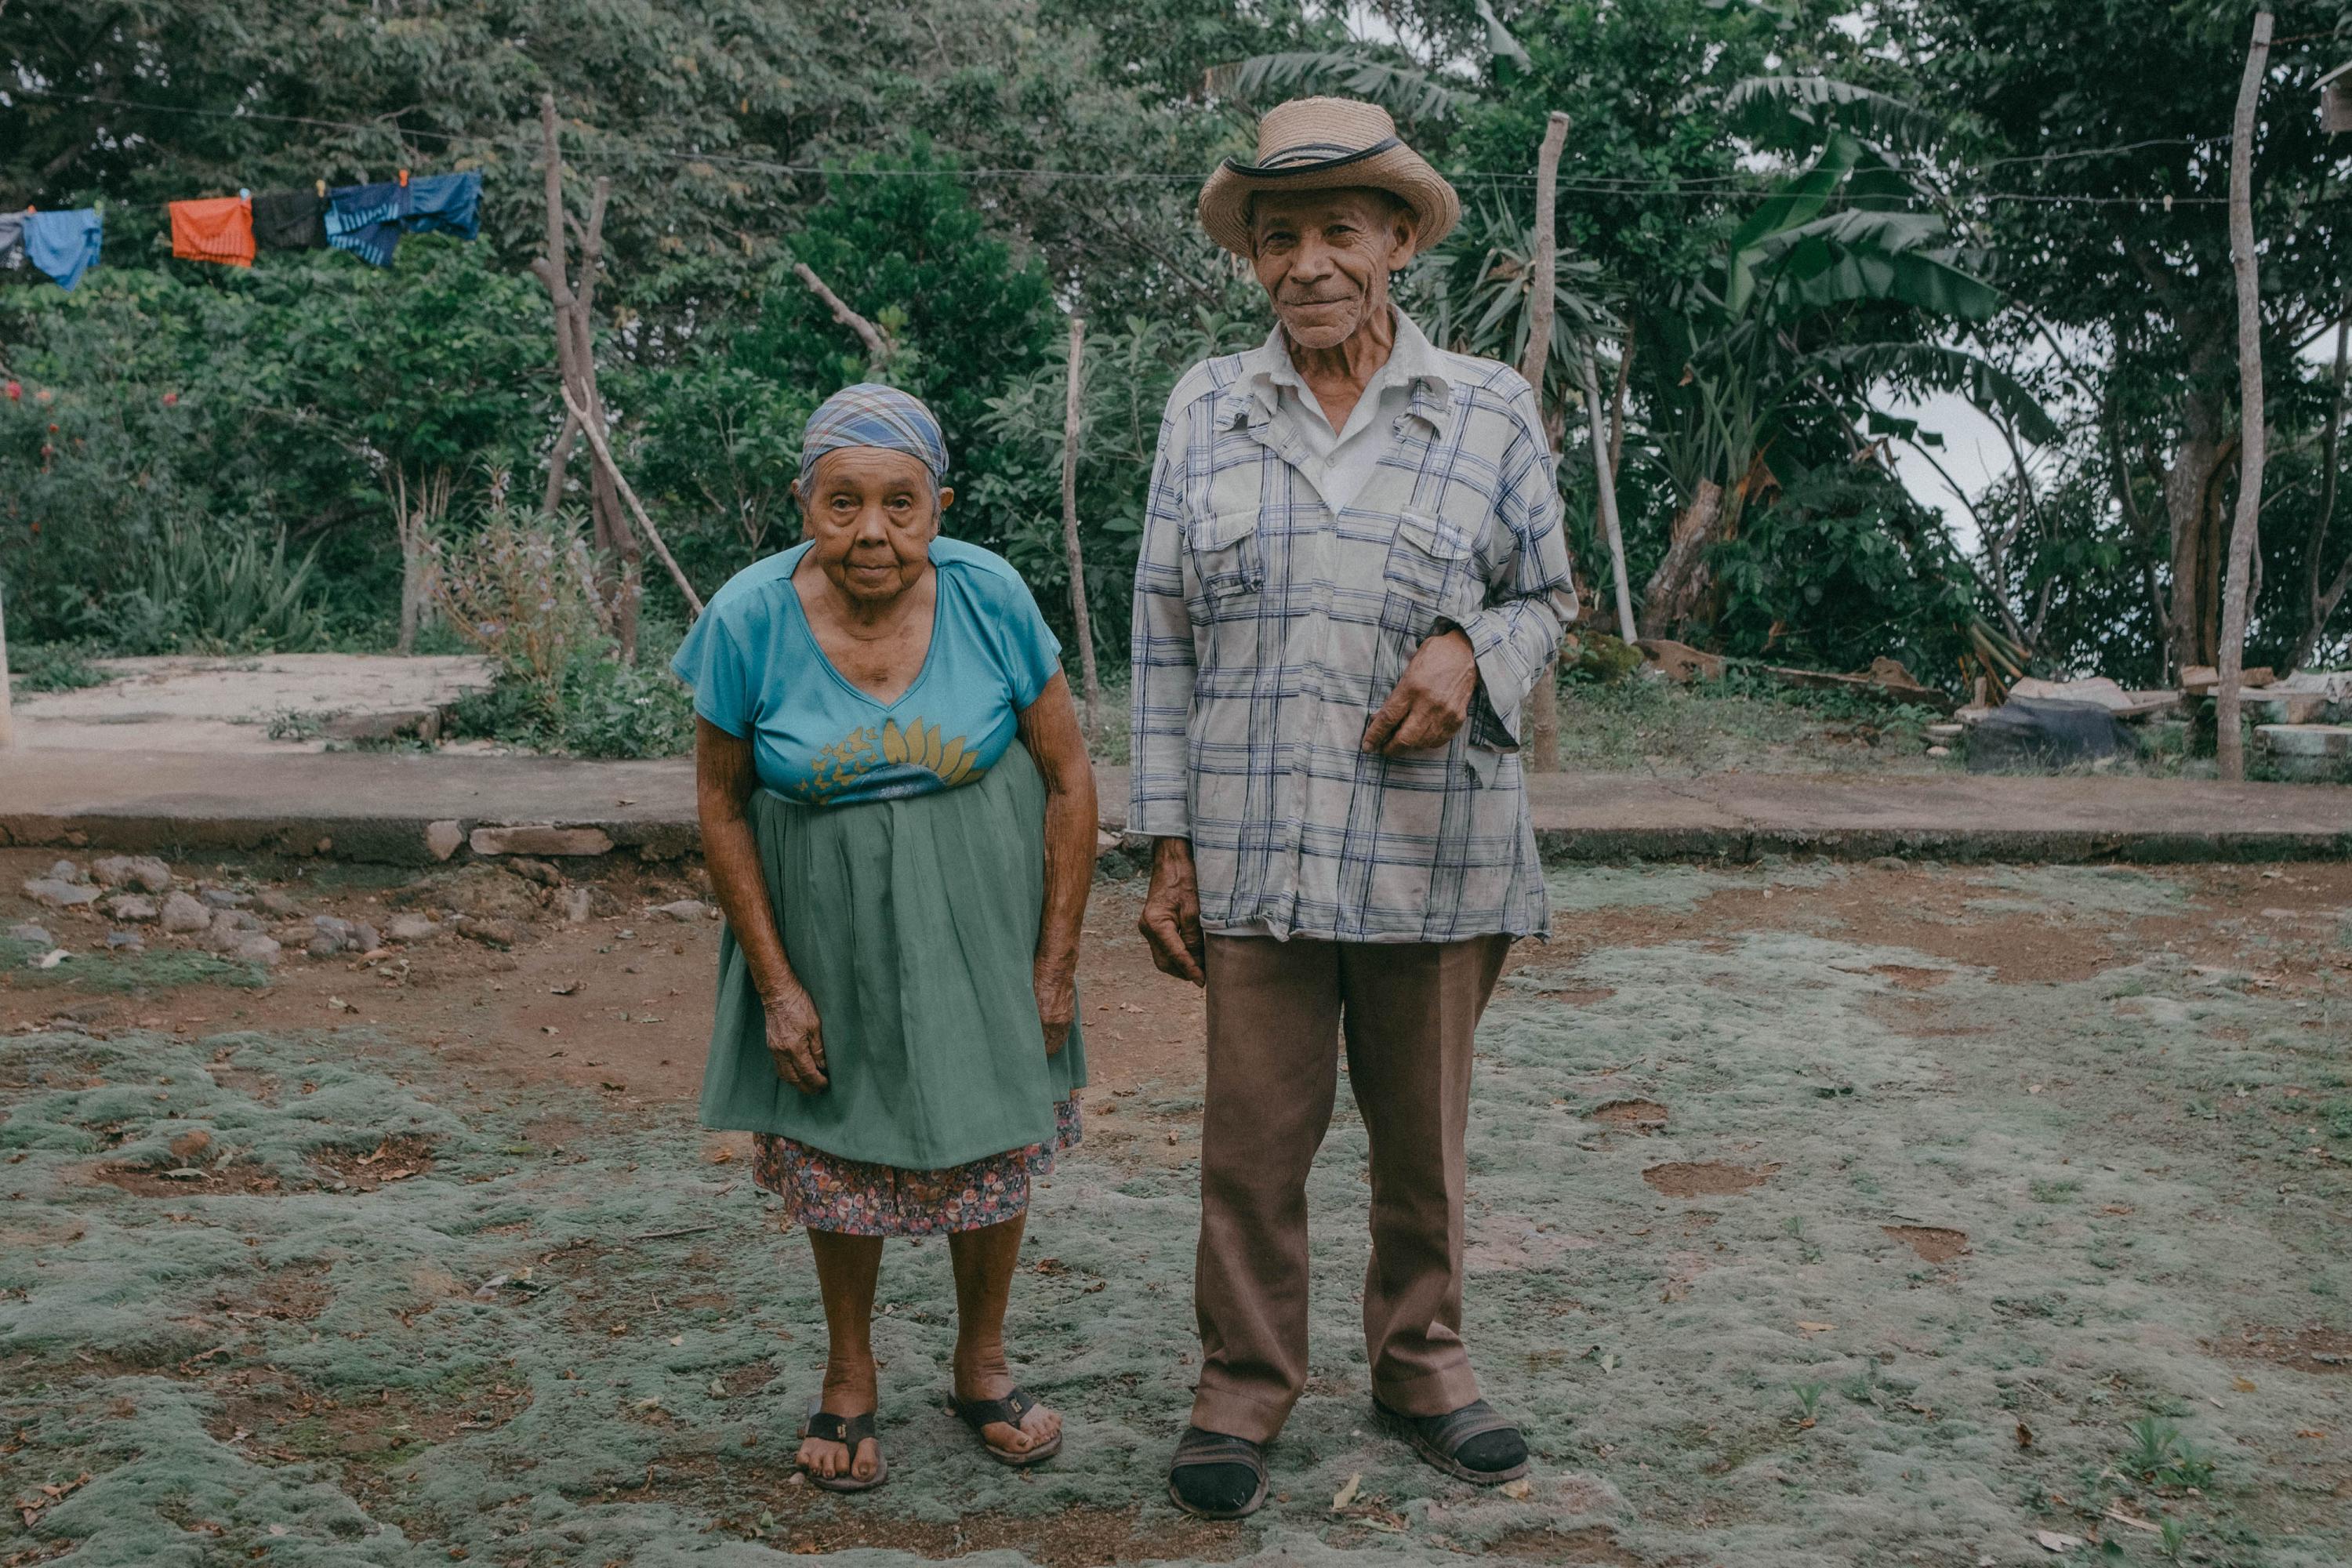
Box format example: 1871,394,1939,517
1130,97,1578,1519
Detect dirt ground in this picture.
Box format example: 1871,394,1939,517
2,846,2349,1567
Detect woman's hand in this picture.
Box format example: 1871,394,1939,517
1034,956,1076,1058
762,983,829,1093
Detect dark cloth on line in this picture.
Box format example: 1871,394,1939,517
326,181,408,267
0,212,25,270
251,190,327,250
24,209,103,290
401,172,481,240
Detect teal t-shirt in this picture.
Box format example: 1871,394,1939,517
671,539,1064,806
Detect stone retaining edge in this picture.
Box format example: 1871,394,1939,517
7,809,2349,869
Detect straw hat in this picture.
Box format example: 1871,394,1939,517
1198,96,1461,259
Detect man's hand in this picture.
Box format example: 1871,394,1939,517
761,983,829,1094
1138,837,1206,985
1034,955,1076,1056
1362,629,1479,754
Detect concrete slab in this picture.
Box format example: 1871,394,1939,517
1,749,2345,866
11,654,495,752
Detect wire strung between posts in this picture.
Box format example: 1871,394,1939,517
6,85,2259,209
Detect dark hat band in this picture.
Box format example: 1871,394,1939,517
1221,136,1403,180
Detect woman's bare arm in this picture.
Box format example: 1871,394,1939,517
695,717,827,1091
1015,672,1098,1056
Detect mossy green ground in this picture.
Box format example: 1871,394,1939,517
4,862,2348,1567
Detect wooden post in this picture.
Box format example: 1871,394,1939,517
0,579,14,753
532,95,639,662
1058,314,1102,738
1580,351,1639,644
561,385,706,619
2216,9,2274,782
1519,110,1570,773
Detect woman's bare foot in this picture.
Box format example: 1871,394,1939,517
953,1339,1060,1456
798,1356,882,1483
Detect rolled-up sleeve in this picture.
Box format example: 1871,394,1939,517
1127,395,1196,838
1451,372,1577,748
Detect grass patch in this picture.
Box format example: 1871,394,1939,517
8,641,111,693
1,937,267,992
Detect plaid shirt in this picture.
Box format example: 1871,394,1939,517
1128,313,1577,942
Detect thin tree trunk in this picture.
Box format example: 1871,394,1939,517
1581,352,1637,644
1518,110,1570,772
2293,301,2351,666
2216,9,2273,782
1058,314,1102,739
1640,481,1722,640
1607,318,1632,483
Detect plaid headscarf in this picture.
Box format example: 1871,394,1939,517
796,383,949,492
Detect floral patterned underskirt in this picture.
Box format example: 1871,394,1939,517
752,1096,1083,1236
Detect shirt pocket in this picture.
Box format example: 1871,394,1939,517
1378,510,1479,637
1183,507,1265,618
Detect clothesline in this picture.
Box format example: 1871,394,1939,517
0,169,483,290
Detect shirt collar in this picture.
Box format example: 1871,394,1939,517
1225,308,1454,431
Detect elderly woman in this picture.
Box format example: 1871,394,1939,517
673,383,1096,1491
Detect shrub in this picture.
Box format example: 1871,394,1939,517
73,514,328,655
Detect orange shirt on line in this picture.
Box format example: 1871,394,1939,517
169,196,255,267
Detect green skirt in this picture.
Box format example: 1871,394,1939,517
699,741,1087,1171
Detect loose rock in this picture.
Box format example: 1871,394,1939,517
47,859,87,884
458,916,519,949
385,915,441,944
21,878,102,909
259,889,304,916
92,855,172,894
159,892,212,933
423,819,466,862
656,899,713,923
103,894,158,924
510,858,564,887
232,935,284,966
200,887,252,910
7,924,55,947
106,930,145,951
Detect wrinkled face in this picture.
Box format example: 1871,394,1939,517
796,448,954,606
1247,187,1418,351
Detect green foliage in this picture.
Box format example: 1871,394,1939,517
2120,1417,2216,1490
732,143,1056,557
554,649,696,759
81,514,328,656
5,641,107,693
1710,466,1979,681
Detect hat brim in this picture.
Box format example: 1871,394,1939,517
1198,143,1461,259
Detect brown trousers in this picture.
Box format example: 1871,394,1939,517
1189,932,1513,1443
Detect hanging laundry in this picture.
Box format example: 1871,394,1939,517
23,209,103,290
325,180,409,268
251,189,328,251
0,211,25,270
402,171,481,241
169,195,256,267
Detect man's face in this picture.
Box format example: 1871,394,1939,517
1248,187,1418,352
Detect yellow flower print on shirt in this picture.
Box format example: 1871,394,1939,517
879,718,982,787
798,718,981,804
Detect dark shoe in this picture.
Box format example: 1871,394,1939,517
1167,1425,1268,1519
1373,1397,1528,1484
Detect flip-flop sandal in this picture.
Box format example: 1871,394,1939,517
1372,1397,1529,1485
946,1385,1062,1466
800,1395,888,1492
1167,1425,1269,1520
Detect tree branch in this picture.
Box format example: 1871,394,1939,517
793,261,892,372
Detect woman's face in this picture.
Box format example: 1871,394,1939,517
797,447,955,608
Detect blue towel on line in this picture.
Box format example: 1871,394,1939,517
24,209,103,290
402,172,481,241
